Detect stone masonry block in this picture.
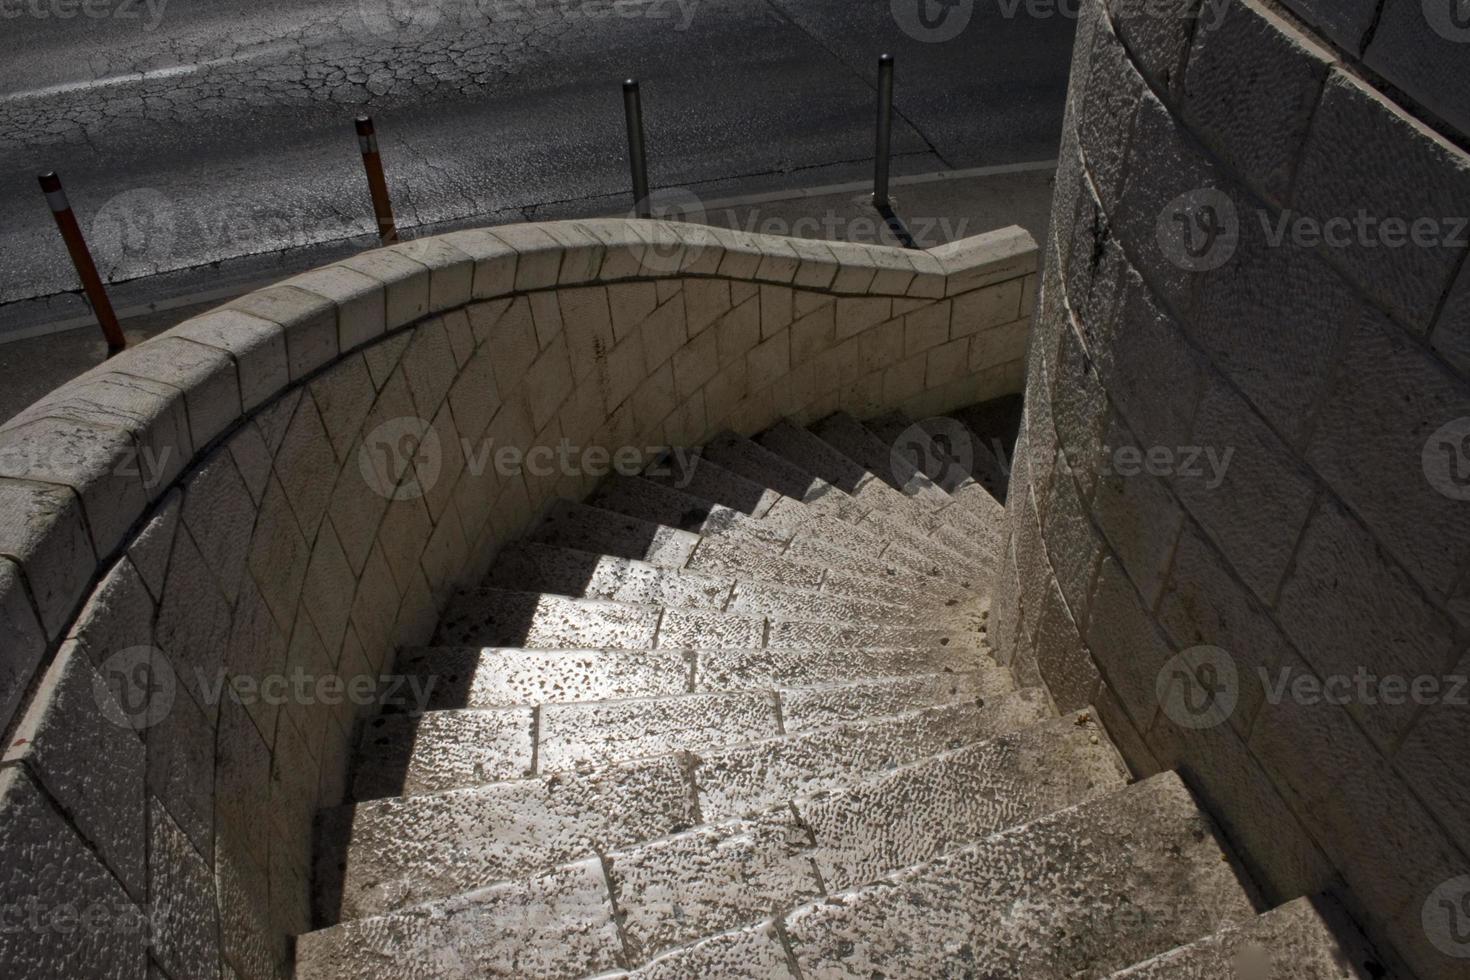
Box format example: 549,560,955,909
1394,650,1470,857
0,557,47,734
951,280,1023,339
1250,651,1467,946
1366,0,1470,145
113,338,242,450
438,229,518,300
0,767,148,978
545,222,608,285
1049,324,1108,503
148,799,219,980
339,248,431,331
227,285,339,382
1187,198,1359,448
491,224,561,292
271,391,337,540
1292,69,1470,332
1275,494,1460,751
309,354,377,463
1183,0,1334,207
1090,414,1184,610
1274,0,1378,51
181,450,256,605
1103,1,1192,96
0,416,149,560
1043,458,1104,628
171,310,289,412
4,640,147,898
1035,575,1103,714
928,227,1038,297
1081,14,1147,212
1155,522,1288,738
1172,374,1315,603
1085,556,1173,731
395,238,474,314
1306,314,1470,600
287,264,387,352
0,478,95,639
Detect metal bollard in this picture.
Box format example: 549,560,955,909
355,116,399,245
623,79,651,219
38,172,126,355
874,54,895,209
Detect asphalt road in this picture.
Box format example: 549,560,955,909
0,0,1077,319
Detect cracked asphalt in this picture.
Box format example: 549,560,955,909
0,0,1076,317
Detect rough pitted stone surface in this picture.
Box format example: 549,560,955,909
394,646,692,710
318,755,697,922
538,692,780,772
784,773,1256,978
296,858,621,980
778,672,991,731
529,499,700,569
693,695,1050,821
1107,894,1385,978
351,708,536,799
606,807,823,963
618,920,798,979
802,710,1129,890
434,589,661,649
492,543,733,611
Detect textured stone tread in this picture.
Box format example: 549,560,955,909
1105,894,1390,979
782,771,1257,979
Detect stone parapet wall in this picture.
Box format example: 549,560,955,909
989,0,1470,976
0,218,1036,979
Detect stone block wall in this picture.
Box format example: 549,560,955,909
0,218,1036,979
989,0,1470,975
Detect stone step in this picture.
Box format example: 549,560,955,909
780,771,1258,978
612,919,796,980
1105,894,1389,978
800,708,1127,890
591,472,948,583
315,753,699,925
756,419,993,568
694,688,1052,821
297,857,625,979
304,728,1211,980
491,542,930,625
729,423,993,575
811,411,1002,552
607,709,1126,966
806,410,956,506
586,473,789,546
388,644,1002,716
866,409,1010,505
490,542,733,611
435,588,974,651
528,498,700,570
350,671,1005,800
640,448,784,520
316,695,1046,923
693,644,1001,691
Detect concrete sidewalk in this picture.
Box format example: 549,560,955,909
0,162,1055,424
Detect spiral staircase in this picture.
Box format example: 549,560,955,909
294,403,1386,979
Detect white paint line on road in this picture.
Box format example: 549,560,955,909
0,41,301,102
0,160,1058,345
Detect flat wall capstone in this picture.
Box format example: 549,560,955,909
992,1,1470,976
0,218,1037,979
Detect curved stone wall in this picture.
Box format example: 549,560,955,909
991,0,1470,975
0,218,1036,979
